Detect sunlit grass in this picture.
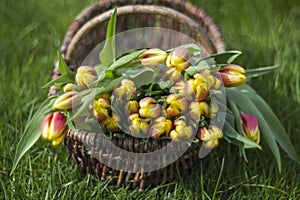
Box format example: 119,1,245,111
0,0,299,199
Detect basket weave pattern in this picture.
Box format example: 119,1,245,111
49,0,225,190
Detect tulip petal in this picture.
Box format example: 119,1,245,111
49,112,66,140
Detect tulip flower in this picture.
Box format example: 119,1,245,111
52,91,82,110
199,69,222,89
93,97,110,121
41,112,67,145
63,83,76,92
127,100,139,114
170,119,193,142
198,125,223,148
75,66,98,88
113,79,137,100
139,97,161,118
198,70,215,88
97,93,111,99
241,113,260,143
100,116,120,132
163,67,182,82
166,47,191,71
129,113,149,136
149,116,172,139
51,134,65,146
189,101,210,121
219,64,246,87
185,74,208,102
213,78,222,90
166,94,188,117
141,48,168,67
173,80,185,94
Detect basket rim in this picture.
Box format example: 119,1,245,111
65,5,211,62
59,0,226,60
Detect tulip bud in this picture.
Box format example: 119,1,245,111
199,70,222,90
52,134,65,146
113,79,137,99
127,100,139,114
173,80,185,94
241,113,260,143
41,112,67,144
129,113,149,136
63,83,76,92
189,101,210,121
185,74,208,102
139,97,161,118
198,125,223,148
198,70,215,88
166,47,191,71
52,91,82,110
93,98,110,121
166,94,188,117
170,119,193,142
213,77,222,89
100,116,120,132
75,66,98,88
95,93,111,100
149,117,173,139
141,48,168,67
219,64,246,87
163,67,182,82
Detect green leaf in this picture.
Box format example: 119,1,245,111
239,85,298,162
43,53,75,88
227,99,243,134
226,87,282,172
223,120,261,149
94,64,106,76
57,52,74,76
246,65,281,79
99,8,117,67
185,60,211,76
108,49,145,71
125,66,155,87
210,50,242,64
11,98,52,175
42,74,73,89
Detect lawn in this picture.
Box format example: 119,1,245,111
0,0,299,199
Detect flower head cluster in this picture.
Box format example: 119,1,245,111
41,46,248,150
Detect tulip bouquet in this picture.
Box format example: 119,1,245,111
11,9,297,175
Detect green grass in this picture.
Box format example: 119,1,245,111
1,0,299,199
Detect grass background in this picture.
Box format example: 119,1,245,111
0,0,299,199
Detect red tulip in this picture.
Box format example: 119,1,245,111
41,112,67,145
241,113,260,143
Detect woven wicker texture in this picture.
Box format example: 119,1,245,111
50,0,226,191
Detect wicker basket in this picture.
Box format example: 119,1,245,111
49,0,225,191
